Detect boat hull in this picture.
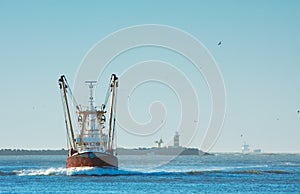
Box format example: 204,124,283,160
66,152,118,169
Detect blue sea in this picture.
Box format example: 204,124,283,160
0,154,299,193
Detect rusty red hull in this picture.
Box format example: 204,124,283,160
66,152,118,169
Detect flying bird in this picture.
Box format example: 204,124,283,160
217,41,222,46
297,110,300,114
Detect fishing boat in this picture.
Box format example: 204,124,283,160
58,74,119,169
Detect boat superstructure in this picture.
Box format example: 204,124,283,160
58,74,118,168
242,142,251,154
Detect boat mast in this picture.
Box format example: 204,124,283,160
85,81,97,131
58,75,77,150
107,74,118,152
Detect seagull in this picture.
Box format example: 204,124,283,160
218,41,222,46
297,110,300,114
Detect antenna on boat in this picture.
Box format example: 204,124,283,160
85,81,97,111
84,81,98,145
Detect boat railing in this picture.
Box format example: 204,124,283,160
78,145,106,153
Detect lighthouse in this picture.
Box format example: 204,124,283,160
174,132,180,147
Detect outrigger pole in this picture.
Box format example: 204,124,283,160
107,74,118,152
58,75,77,150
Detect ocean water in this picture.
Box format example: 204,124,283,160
0,154,299,193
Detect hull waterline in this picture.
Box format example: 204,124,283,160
66,152,118,168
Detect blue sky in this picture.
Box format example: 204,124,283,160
0,0,299,152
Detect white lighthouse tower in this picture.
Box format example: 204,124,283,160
174,132,180,147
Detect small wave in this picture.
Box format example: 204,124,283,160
66,167,143,176
12,167,206,177
234,170,262,174
3,167,292,177
66,167,186,176
226,169,290,175
186,169,290,175
281,162,300,166
264,170,290,174
11,167,163,177
186,171,205,175
0,170,17,176
16,167,66,176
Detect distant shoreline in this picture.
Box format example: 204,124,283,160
0,149,298,155
0,147,208,156
0,149,68,155
0,147,207,156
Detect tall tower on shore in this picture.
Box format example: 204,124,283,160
174,132,180,147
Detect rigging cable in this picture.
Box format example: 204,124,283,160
65,78,81,112
64,77,81,135
103,78,112,109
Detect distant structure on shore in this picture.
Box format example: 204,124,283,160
0,132,210,156
174,132,180,147
117,132,209,156
242,142,262,154
155,138,164,148
242,142,251,154
155,131,180,148
241,133,262,154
